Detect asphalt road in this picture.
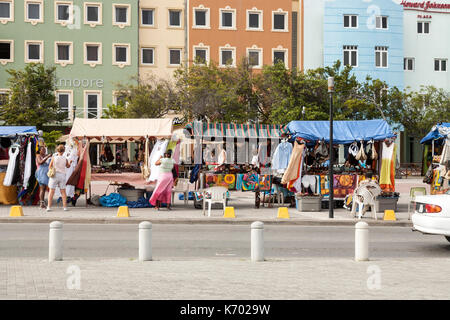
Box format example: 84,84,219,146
0,224,449,259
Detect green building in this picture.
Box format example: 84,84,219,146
0,0,138,124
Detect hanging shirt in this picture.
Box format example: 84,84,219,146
148,139,168,182
23,141,32,189
272,142,293,171
3,146,20,186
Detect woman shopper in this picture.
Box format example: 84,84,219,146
35,146,52,209
47,144,72,212
149,150,175,210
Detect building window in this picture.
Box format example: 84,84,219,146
169,49,182,66
84,2,102,26
113,4,130,27
84,42,102,66
343,45,357,67
25,1,43,24
273,49,287,66
375,46,388,68
247,9,262,31
193,46,208,65
434,59,447,72
376,16,388,29
113,44,130,67
56,91,72,119
220,47,235,67
25,41,43,63
0,90,10,106
404,58,414,71
273,11,288,31
247,48,262,69
417,21,430,34
343,15,357,28
55,2,73,25
193,6,209,28
141,48,154,65
220,7,236,30
0,1,13,23
141,9,154,26
169,9,181,27
85,91,101,119
55,42,73,66
0,40,13,64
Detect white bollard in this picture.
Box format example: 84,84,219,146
251,221,264,262
355,221,369,261
49,221,63,262
139,221,152,261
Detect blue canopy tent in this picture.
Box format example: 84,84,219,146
282,119,395,144
420,123,450,144
0,126,38,137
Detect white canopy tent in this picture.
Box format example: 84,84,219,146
69,118,173,140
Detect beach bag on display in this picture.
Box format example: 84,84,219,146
423,166,433,184
356,141,367,161
141,139,150,179
347,142,359,167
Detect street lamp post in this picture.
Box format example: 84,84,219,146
72,105,76,122
328,77,334,219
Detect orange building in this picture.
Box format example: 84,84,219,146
188,0,296,69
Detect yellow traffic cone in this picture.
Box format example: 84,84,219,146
223,207,236,218
277,207,290,219
383,210,396,221
117,206,130,217
9,206,24,217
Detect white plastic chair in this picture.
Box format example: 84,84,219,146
171,178,190,205
202,186,228,217
351,184,382,220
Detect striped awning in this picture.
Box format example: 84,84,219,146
185,121,284,139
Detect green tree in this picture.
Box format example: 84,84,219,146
112,75,175,118
102,101,128,119
42,130,63,153
0,64,66,128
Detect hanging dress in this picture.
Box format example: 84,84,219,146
3,146,20,187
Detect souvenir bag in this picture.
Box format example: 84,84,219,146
356,141,367,161
347,142,359,167
47,155,56,178
141,139,150,179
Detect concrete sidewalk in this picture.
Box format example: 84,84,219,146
0,178,425,226
1,257,450,300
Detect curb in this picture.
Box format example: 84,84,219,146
0,217,413,227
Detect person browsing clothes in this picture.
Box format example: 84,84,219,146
47,144,72,212
149,149,175,210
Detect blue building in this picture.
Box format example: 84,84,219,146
323,0,404,89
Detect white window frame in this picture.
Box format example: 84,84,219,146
54,1,73,26
0,0,14,24
54,41,73,66
168,8,182,28
219,6,236,30
247,46,263,69
417,21,430,34
168,48,182,67
272,47,288,67
343,45,358,67
25,40,43,63
404,57,414,71
113,3,131,28
272,9,288,32
84,90,102,119
84,42,102,67
140,8,155,27
193,44,209,65
246,8,263,31
193,5,210,29
56,90,73,121
112,43,130,67
434,59,447,72
140,47,155,66
0,39,14,65
375,15,388,30
343,14,358,29
375,46,388,68
219,45,236,68
84,2,102,27
25,0,43,25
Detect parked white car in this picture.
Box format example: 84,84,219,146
412,193,450,242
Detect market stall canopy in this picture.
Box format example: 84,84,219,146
420,123,450,144
283,119,395,144
69,118,173,140
0,126,38,137
185,121,284,139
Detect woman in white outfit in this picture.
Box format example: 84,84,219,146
47,145,72,212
